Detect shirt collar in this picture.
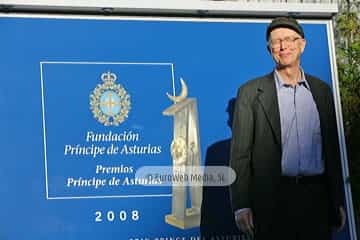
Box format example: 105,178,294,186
274,68,310,89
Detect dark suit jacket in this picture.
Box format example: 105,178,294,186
230,72,345,228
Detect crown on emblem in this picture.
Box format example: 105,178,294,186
101,71,117,83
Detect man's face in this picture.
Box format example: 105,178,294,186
268,28,306,68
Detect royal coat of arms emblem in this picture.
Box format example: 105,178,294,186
90,71,131,126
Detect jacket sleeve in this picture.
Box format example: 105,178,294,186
324,85,345,210
230,85,254,211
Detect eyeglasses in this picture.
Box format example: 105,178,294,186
269,37,302,50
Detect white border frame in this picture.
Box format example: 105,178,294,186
40,61,175,200
327,21,358,240
0,0,338,18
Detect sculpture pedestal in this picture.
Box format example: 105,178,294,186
165,208,201,229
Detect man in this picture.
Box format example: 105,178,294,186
230,17,346,240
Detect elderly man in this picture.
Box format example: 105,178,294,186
230,17,346,240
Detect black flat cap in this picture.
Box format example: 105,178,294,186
266,17,304,41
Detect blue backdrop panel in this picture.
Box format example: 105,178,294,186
0,16,350,240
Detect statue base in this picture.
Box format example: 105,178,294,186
165,208,201,229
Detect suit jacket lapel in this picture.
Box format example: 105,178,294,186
257,73,282,147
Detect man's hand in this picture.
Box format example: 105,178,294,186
235,209,255,237
335,206,346,232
